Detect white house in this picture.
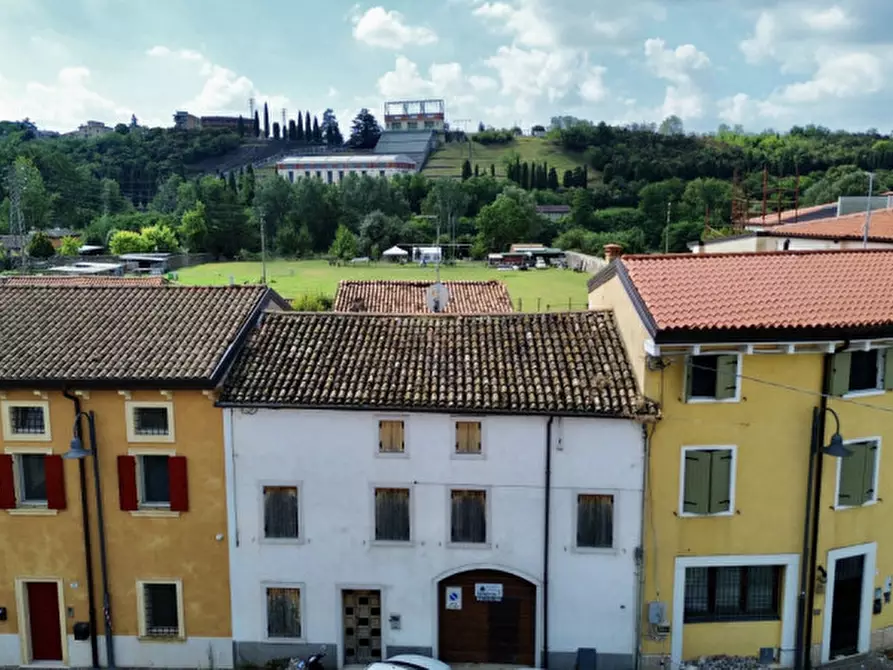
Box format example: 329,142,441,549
276,155,417,185
218,310,654,670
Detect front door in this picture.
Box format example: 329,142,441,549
829,554,865,659
26,581,63,662
342,590,382,666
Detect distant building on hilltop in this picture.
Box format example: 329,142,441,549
383,98,445,132
173,111,201,130
65,120,113,139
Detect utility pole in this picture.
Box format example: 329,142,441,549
7,164,27,272
664,199,672,253
863,171,875,248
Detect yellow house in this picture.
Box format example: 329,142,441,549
588,248,893,669
0,283,286,668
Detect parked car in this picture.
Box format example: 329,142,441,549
366,654,452,670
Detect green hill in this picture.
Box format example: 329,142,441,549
423,137,588,180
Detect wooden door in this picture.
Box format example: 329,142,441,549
343,590,382,665
26,582,63,662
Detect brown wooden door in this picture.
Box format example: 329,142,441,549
343,590,382,665
438,569,536,665
26,582,63,662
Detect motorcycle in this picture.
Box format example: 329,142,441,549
287,645,327,670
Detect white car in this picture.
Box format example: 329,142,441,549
365,654,452,670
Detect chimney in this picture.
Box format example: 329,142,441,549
604,243,623,263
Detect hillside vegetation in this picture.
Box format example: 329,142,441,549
424,137,588,181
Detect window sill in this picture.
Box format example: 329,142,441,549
684,616,781,625
127,434,176,444
572,545,617,555
371,540,413,547
678,511,735,518
684,396,740,405
451,452,485,460
138,634,186,643
834,499,879,511
131,509,180,518
7,507,57,516
5,433,52,442
842,389,885,399
375,451,409,458
260,537,304,545
264,637,307,644
447,541,491,550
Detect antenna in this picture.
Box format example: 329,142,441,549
281,108,287,130
6,164,27,271
249,97,256,120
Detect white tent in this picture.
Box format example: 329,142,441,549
382,245,409,257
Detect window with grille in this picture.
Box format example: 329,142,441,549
266,587,302,638
139,455,170,506
378,421,405,453
576,494,613,548
264,486,299,539
374,488,410,542
134,407,170,436
683,565,782,623
10,406,46,435
450,490,487,544
142,582,181,637
455,421,482,454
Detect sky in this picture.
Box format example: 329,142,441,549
0,0,891,135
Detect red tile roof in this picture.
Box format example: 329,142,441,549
0,275,168,286
333,280,514,314
592,249,893,338
765,208,893,242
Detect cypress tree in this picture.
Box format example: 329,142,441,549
263,102,270,138
297,113,304,141
253,111,260,138
490,163,496,177
288,119,297,141
312,116,321,143
237,114,245,137
305,111,311,141
461,159,472,181
272,122,280,139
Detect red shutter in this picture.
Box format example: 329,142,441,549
117,455,138,511
44,455,67,510
0,454,15,510
168,456,189,512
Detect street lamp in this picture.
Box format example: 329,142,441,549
64,411,116,670
821,407,852,458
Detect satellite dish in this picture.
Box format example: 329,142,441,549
426,282,450,313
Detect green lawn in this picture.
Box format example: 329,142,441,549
175,260,590,312
423,137,588,180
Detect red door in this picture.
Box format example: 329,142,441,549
26,582,63,662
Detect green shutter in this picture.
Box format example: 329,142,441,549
715,355,739,400
862,441,878,504
884,349,893,391
829,352,852,397
708,450,733,514
683,451,710,514
837,442,867,506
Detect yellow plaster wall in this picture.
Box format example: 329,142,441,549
0,389,231,642
683,621,782,659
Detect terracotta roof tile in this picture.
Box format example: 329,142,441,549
0,285,274,386
609,249,893,336
0,275,167,286
221,311,653,418
333,280,514,314
765,208,893,242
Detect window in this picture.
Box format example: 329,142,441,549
576,494,614,549
125,402,174,442
681,448,734,515
264,486,299,539
2,401,51,441
266,587,302,639
139,455,170,506
450,490,487,544
305,170,310,178
327,170,333,184
831,349,893,396
288,170,294,183
424,121,435,129
16,454,47,505
407,121,418,129
361,170,367,176
685,354,739,402
0,452,66,511
374,487,410,542
315,170,322,179
378,420,405,454
117,454,188,513
139,581,183,638
684,565,782,623
837,440,880,508
455,421,482,454
338,170,344,180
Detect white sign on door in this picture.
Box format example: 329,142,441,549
445,586,462,610
475,583,503,602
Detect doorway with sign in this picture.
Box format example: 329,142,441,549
437,569,536,665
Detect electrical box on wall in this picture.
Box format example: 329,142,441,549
647,601,667,624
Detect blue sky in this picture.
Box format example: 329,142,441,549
0,0,891,134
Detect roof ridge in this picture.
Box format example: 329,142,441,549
268,310,601,319
622,248,893,261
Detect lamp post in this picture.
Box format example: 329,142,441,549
795,405,852,670
64,411,116,670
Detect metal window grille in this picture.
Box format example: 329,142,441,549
266,588,302,638
576,494,614,548
264,486,299,539
134,407,169,436
18,454,47,503
374,488,410,541
140,455,170,505
143,583,180,637
450,490,486,543
11,406,45,434
684,565,782,623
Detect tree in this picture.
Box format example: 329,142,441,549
109,229,148,254
329,224,358,260
658,115,684,136
140,225,179,252
547,167,559,190
569,188,594,230
237,115,245,137
474,164,480,177
322,109,343,146
476,186,540,252
349,108,382,149
227,172,238,192
312,116,321,143
478,121,485,132
8,156,54,230
461,159,472,181
59,236,81,256
253,111,260,138
288,119,297,141
273,122,281,140
297,113,305,141
305,111,311,141
520,162,530,190
263,103,270,138
26,231,55,258
490,164,496,177
179,201,208,252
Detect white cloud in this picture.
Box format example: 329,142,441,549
803,5,853,31
472,0,559,48
643,38,710,120
485,45,582,103
740,11,776,64
578,66,608,102
351,6,437,49
717,93,791,125
468,75,498,92
779,51,883,103
376,55,476,107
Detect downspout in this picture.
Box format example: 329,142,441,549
543,416,554,669
634,423,653,670
64,391,100,669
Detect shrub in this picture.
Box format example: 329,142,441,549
292,293,334,311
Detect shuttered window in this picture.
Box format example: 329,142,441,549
686,355,739,401
682,448,734,515
684,566,782,623
264,486,299,539
0,453,66,510
837,440,879,507
576,494,614,548
450,490,487,544
830,349,893,396
378,421,405,453
117,454,188,512
374,488,410,542
266,587,302,639
455,421,482,454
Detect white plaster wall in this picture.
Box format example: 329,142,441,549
277,166,414,184
226,409,644,664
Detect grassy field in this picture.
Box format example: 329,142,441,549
175,260,591,312
423,137,587,180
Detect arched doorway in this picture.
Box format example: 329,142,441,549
437,568,536,665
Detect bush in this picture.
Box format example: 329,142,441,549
26,231,56,258
474,129,515,145
291,294,334,311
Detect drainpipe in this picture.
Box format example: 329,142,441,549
543,416,554,669
634,423,652,670
64,391,100,669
